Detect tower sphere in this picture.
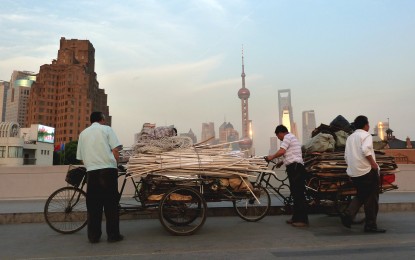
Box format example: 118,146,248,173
238,87,250,99
239,137,253,150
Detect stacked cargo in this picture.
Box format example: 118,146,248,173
304,151,399,195
302,115,398,196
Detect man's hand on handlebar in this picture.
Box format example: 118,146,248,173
275,161,284,168
117,164,126,172
264,156,284,168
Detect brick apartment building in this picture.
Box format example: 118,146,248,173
26,37,111,144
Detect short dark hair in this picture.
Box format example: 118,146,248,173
353,115,369,129
275,125,289,135
90,112,105,123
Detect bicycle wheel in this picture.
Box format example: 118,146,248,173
159,186,207,236
133,181,143,203
277,184,293,206
333,193,353,215
233,184,270,222
44,187,87,234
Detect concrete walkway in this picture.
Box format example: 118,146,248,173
2,212,415,259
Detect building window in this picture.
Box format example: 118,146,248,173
0,146,6,158
8,146,23,158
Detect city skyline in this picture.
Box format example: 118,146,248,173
1,1,415,155
302,110,316,144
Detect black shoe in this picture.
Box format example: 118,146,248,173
108,235,124,243
286,219,293,224
340,213,352,228
364,227,386,233
291,222,309,227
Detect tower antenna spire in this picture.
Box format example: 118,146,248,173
242,44,244,67
237,44,252,152
241,44,246,88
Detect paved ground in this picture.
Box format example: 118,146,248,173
1,211,415,259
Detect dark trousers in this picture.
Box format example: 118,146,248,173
345,169,380,228
86,168,120,241
286,163,309,223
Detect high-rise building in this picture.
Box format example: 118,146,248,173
237,47,253,151
180,128,197,144
0,80,10,122
5,71,36,127
269,136,279,155
302,110,316,144
374,121,389,141
201,122,215,144
278,89,298,137
219,121,239,146
26,37,111,144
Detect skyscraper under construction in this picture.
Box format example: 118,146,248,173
278,89,298,137
26,37,111,144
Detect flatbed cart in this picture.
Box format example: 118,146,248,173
258,158,398,215
44,165,271,236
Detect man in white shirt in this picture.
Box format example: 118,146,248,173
341,115,385,233
77,112,124,243
267,125,309,227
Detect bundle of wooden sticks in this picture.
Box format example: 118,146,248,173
126,138,271,179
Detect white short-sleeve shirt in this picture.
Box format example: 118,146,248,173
76,122,122,171
280,133,304,165
344,129,376,177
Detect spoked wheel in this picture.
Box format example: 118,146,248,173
334,193,352,215
233,184,271,222
278,184,293,207
44,187,87,234
322,181,354,216
159,186,207,236
133,181,143,203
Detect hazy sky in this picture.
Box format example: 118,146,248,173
1,0,414,155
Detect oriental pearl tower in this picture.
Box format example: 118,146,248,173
238,47,253,151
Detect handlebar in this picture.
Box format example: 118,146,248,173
118,164,126,172
263,156,277,165
117,164,129,177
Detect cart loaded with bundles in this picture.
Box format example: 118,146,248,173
301,115,399,214
124,124,273,235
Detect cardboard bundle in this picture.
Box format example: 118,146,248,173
304,151,399,193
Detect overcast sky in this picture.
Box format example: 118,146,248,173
1,0,414,155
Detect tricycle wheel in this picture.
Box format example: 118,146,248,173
44,187,87,234
325,186,354,216
333,193,352,215
233,184,270,222
158,186,207,236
